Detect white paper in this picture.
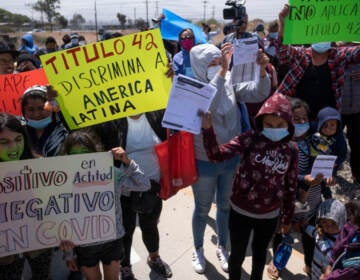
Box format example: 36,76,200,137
231,37,259,83
310,155,337,179
233,37,258,66
231,62,260,83
162,74,216,134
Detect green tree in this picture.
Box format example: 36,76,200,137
135,18,146,29
0,8,31,24
116,13,126,28
31,0,60,31
54,14,68,28
70,13,85,29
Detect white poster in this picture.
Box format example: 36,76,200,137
0,152,117,257
162,74,216,134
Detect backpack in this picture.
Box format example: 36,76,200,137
332,232,360,270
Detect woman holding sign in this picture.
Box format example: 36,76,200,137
0,113,51,279
189,43,271,274
91,110,173,280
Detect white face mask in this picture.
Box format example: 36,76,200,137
207,65,221,81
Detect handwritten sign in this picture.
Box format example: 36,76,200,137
40,29,172,130
0,152,118,257
284,0,360,44
0,69,48,115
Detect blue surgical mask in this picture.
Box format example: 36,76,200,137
268,32,278,39
311,42,331,53
27,116,52,129
262,127,289,142
294,122,310,137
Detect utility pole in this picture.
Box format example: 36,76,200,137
155,0,159,18
94,0,98,41
212,5,215,19
145,0,149,28
202,0,208,22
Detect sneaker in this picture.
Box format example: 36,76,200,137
216,246,229,273
147,256,173,278
121,266,136,280
294,201,310,214
192,247,206,274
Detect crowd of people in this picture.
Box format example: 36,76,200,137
0,3,360,280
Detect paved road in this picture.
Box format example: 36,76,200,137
130,188,309,280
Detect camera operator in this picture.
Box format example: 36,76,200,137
222,1,252,42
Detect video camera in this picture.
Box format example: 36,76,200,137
223,0,246,19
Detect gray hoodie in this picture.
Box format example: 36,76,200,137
189,44,270,160
317,199,347,230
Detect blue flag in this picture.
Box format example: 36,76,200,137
160,9,206,44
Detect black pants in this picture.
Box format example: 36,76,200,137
228,208,278,280
120,195,162,267
301,215,316,268
342,113,360,181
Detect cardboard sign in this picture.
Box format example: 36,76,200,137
0,152,118,257
0,69,48,115
41,29,172,130
284,0,360,44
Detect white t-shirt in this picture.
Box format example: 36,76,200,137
126,114,162,182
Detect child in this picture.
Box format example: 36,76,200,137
59,129,151,280
320,199,360,280
201,93,298,280
291,99,332,212
310,106,347,177
296,107,345,213
267,98,331,280
0,113,31,279
0,113,52,279
20,85,68,157
291,98,333,277
303,199,347,280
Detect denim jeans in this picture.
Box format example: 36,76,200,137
192,157,238,249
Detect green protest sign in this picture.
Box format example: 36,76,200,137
284,0,360,44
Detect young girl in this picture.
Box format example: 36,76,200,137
20,85,68,157
0,113,52,279
59,129,151,280
201,93,298,280
0,113,31,279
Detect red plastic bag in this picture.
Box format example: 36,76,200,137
155,131,198,200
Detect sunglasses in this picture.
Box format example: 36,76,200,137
181,35,194,40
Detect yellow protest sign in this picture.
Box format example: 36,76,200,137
41,29,172,130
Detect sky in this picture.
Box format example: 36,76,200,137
2,0,287,25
